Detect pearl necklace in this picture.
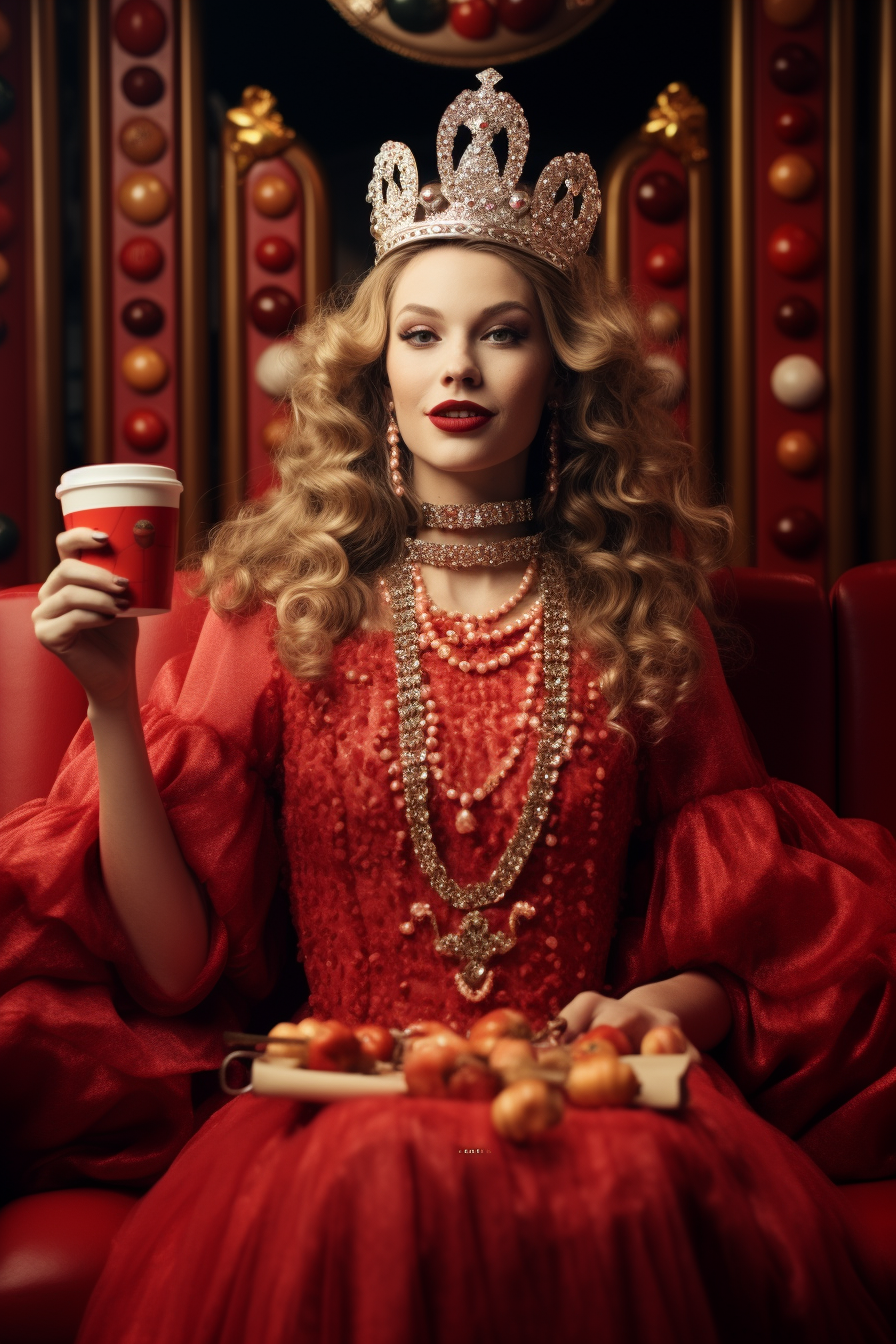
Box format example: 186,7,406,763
386,550,571,913
413,564,544,676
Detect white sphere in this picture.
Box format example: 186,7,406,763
770,354,825,410
254,341,303,398
646,352,687,408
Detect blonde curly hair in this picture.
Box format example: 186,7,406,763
192,240,732,739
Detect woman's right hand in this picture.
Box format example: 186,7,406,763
32,528,139,709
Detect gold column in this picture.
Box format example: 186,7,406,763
82,0,112,467
177,0,209,556
723,0,753,566
826,0,855,582
874,0,896,559
218,135,246,518
26,0,63,579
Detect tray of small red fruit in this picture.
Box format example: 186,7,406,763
220,1010,691,1143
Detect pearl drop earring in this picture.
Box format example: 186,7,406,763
387,403,404,498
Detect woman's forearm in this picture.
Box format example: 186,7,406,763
89,688,209,998
621,973,732,1051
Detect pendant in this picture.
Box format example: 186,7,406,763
455,808,476,834
406,900,536,1002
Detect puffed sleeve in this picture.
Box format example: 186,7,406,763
610,610,896,1182
0,606,287,1192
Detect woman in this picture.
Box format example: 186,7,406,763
3,70,895,1343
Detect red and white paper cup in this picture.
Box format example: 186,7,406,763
56,464,183,616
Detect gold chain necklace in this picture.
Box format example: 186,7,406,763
389,550,571,914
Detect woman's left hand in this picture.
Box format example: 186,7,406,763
558,989,702,1065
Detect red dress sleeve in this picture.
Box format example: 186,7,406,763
0,607,285,1192
611,610,896,1182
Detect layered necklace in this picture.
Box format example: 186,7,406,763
381,501,573,1002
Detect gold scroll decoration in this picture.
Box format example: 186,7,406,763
225,86,296,179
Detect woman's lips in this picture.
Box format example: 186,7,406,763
427,404,495,434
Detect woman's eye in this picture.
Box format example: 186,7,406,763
484,326,524,345
399,328,437,345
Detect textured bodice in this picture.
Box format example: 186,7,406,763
277,632,638,1033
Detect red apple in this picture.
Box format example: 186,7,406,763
571,1024,633,1061
467,1008,533,1058
404,1035,467,1098
264,1022,309,1064
640,1024,688,1056
354,1023,395,1066
306,1020,362,1072
565,1056,639,1108
489,1036,536,1074
491,1078,564,1142
447,1056,502,1101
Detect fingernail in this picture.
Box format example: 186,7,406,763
115,598,130,609
113,576,129,586
92,531,109,541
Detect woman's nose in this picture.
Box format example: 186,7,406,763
439,343,481,387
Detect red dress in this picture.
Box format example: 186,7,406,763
1,606,895,1342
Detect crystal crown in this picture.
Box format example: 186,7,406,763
367,68,601,274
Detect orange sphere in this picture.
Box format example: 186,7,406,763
0,253,9,290
118,171,170,224
776,429,821,475
119,116,167,164
763,0,817,26
768,153,816,200
121,344,169,392
0,11,12,54
261,416,290,452
252,173,296,218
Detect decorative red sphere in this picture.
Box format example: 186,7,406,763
767,223,821,277
769,43,819,94
774,294,817,338
119,236,164,281
114,0,167,56
0,201,13,245
450,0,497,38
774,103,815,144
495,0,556,32
249,286,300,336
0,145,11,181
121,297,164,336
634,170,686,223
123,407,168,453
121,65,165,106
255,236,296,273
645,243,686,288
771,507,822,557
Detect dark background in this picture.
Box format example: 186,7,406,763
53,0,877,548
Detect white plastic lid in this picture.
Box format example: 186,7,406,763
56,463,183,497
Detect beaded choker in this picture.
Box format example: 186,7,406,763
420,499,534,531
405,533,542,569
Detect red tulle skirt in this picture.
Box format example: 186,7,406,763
77,1063,891,1344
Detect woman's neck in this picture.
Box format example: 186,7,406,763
410,455,537,617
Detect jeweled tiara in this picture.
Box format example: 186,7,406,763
367,68,601,274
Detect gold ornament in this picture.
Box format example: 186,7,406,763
225,86,296,178
408,901,537,1003
641,82,709,167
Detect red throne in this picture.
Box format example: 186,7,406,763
0,567,894,1341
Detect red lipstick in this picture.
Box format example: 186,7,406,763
427,400,495,433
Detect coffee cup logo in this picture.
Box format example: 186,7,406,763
134,519,155,548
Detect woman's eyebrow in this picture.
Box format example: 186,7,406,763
393,300,532,320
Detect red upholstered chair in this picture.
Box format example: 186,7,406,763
0,567,893,1340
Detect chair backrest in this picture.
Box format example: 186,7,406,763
710,567,836,808
831,561,896,835
0,574,207,817
1,567,882,824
